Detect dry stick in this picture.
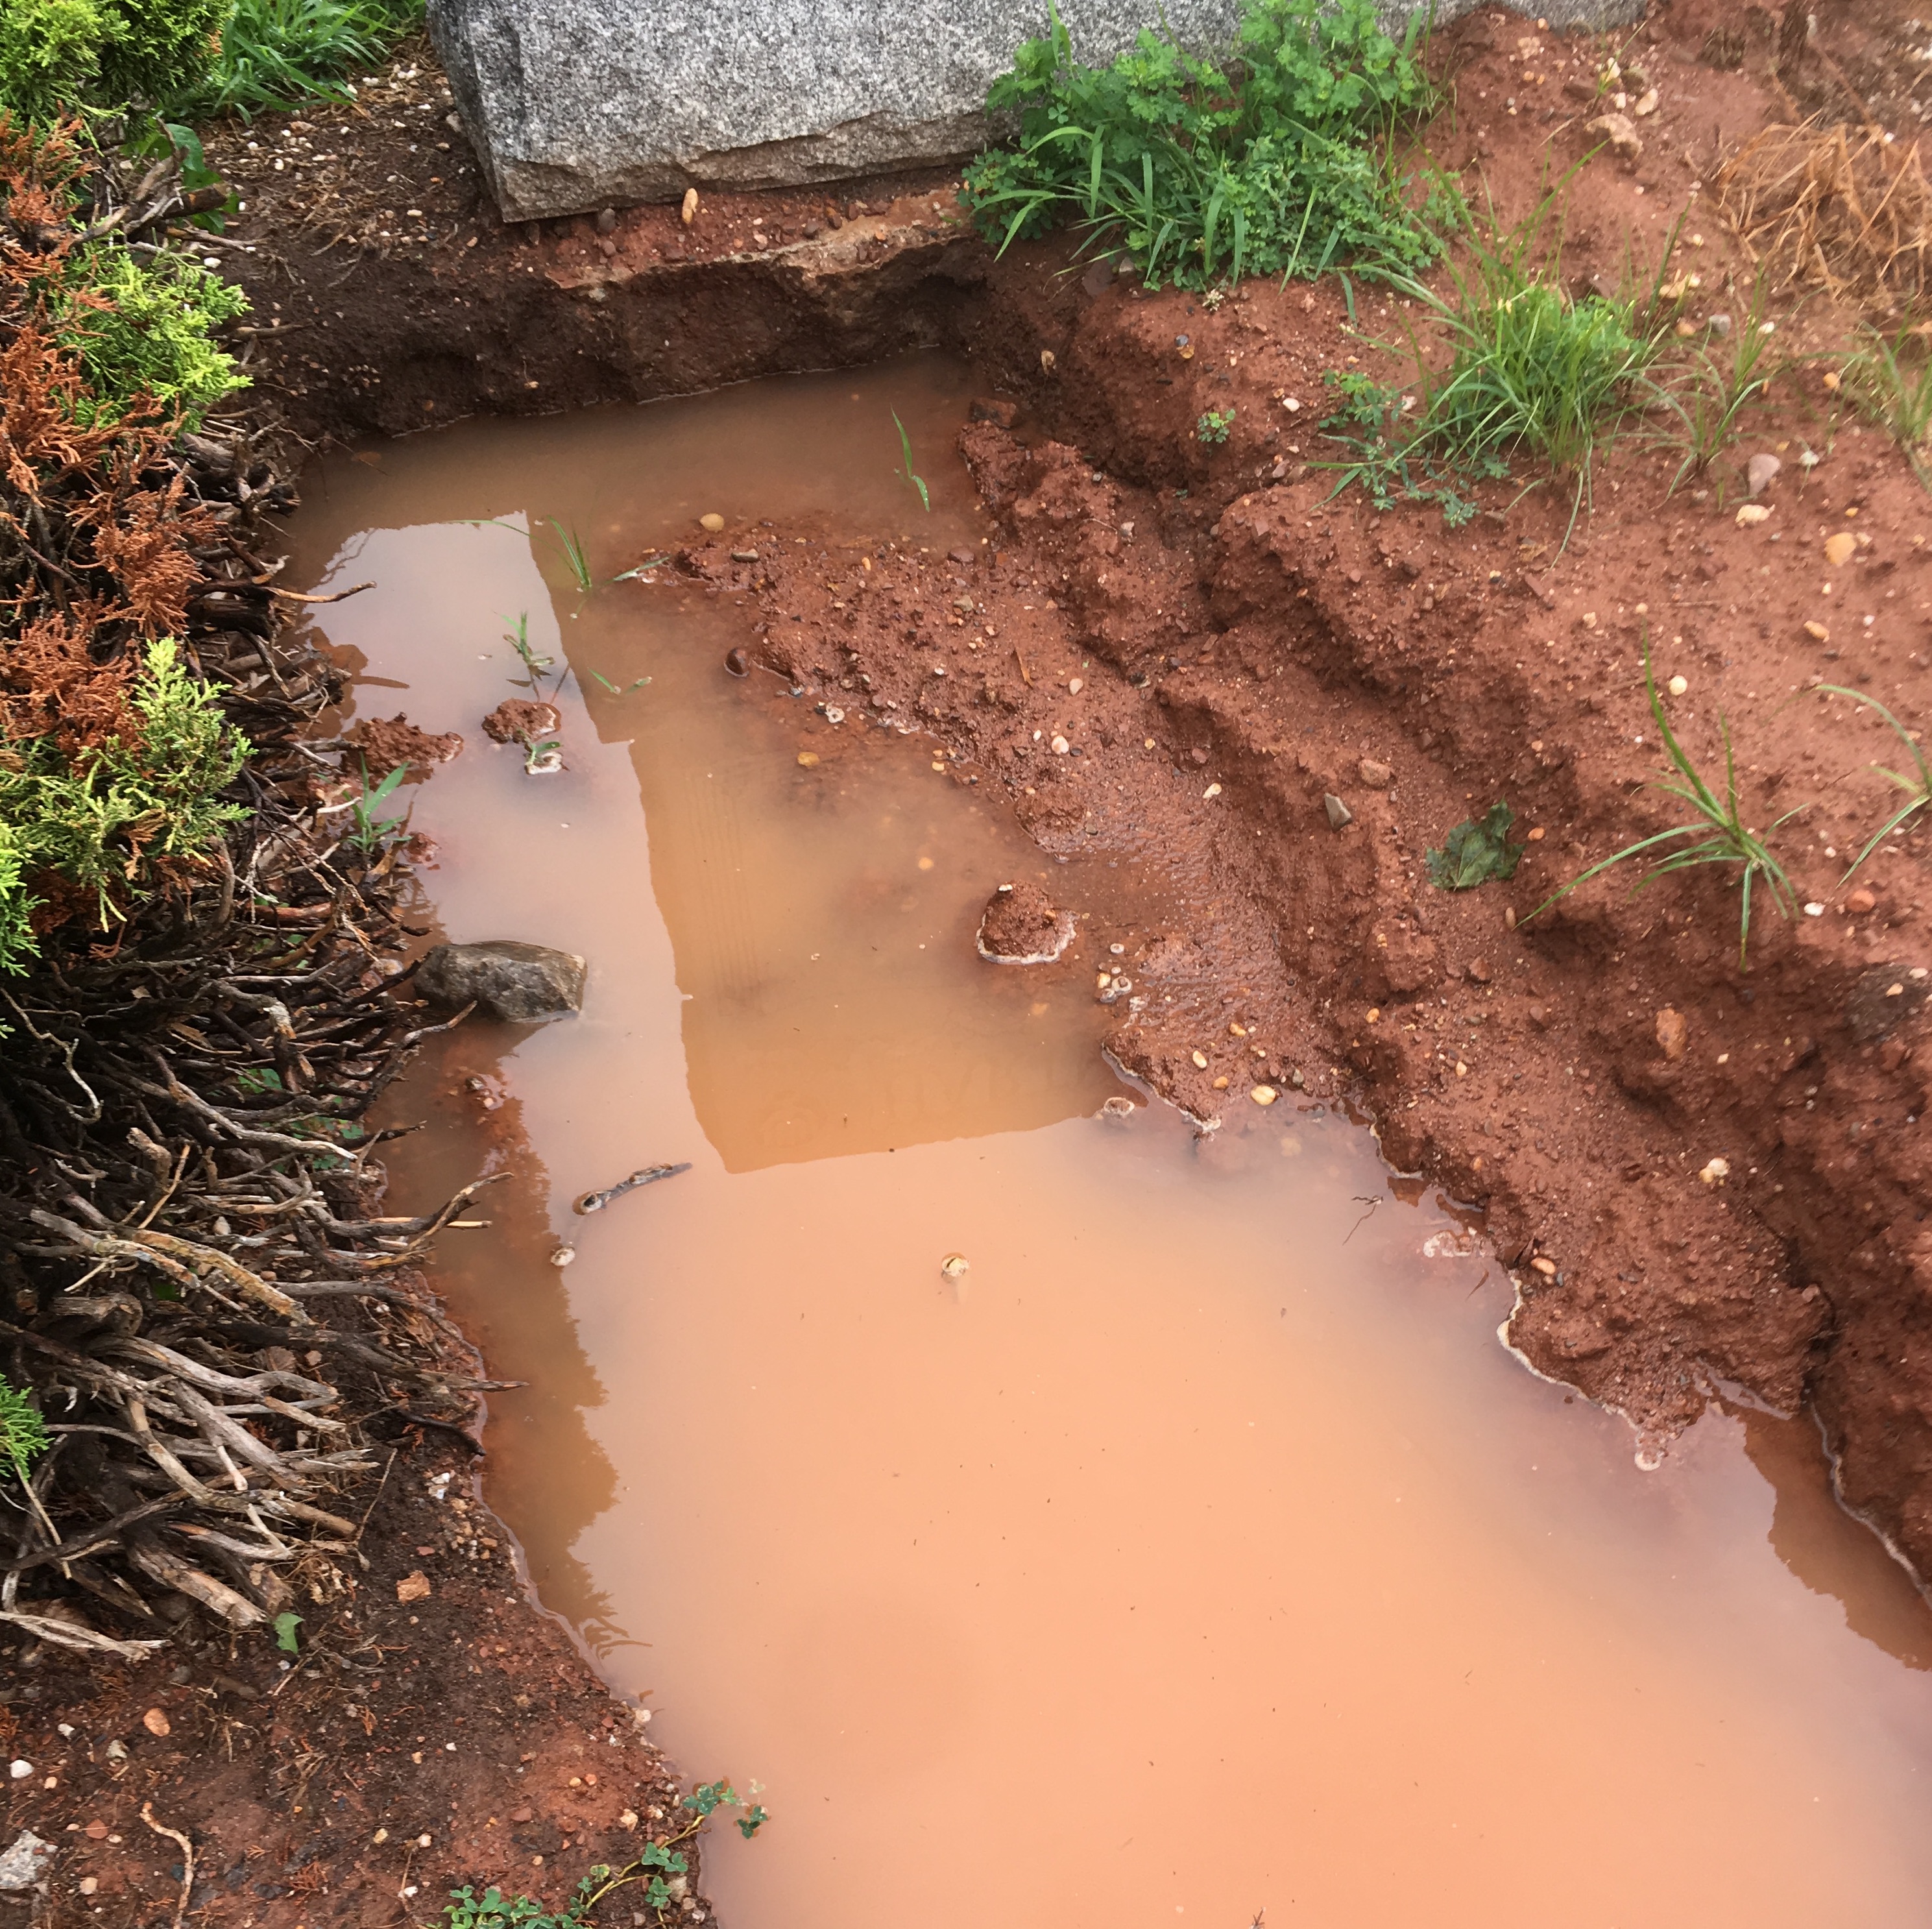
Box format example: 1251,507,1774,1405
140,1802,195,1929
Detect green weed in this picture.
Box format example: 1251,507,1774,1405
892,411,930,510
544,518,594,594
346,759,407,853
1327,181,1667,536
1841,319,1932,484
1196,406,1235,443
501,612,555,687
1817,685,1931,876
272,1610,302,1652
586,670,651,696
1648,274,1780,496
167,0,424,123
1525,644,1804,970
0,1374,49,1486
962,0,1436,291
1426,800,1523,888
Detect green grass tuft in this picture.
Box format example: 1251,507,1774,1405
166,0,424,123
962,0,1436,291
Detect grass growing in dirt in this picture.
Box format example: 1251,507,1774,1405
0,1374,50,1485
1327,181,1669,535
1818,686,1932,875
963,0,1437,289
1842,320,1932,484
167,0,425,123
1525,645,1803,970
1648,275,1780,498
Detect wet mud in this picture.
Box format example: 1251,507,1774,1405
278,354,1932,1926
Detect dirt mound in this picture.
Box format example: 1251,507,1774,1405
483,698,562,744
350,711,464,776
977,881,1075,962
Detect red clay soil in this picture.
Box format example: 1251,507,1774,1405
1,1429,709,1928
201,0,1932,1743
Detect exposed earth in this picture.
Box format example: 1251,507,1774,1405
16,1,1932,1922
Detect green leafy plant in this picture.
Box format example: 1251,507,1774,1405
962,0,1436,291
0,1374,50,1486
272,1609,302,1651
438,1775,767,1928
1426,799,1524,889
165,0,424,124
0,637,248,975
1317,366,1490,524
1525,644,1804,969
51,241,248,428
1196,406,1235,443
346,758,407,853
892,410,930,510
1817,685,1931,876
0,0,224,121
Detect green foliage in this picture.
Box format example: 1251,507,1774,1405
0,0,223,121
272,1609,302,1651
53,242,248,428
892,410,930,511
439,1881,593,1929
1426,800,1523,889
961,0,1436,291
1318,367,1488,524
1525,644,1803,971
0,637,248,973
0,1373,50,1485
346,759,406,853
1196,406,1235,443
1817,685,1932,877
165,0,422,123
1327,182,1667,535
542,517,593,594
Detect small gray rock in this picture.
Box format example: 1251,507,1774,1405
0,1832,54,1891
1746,452,1781,496
1323,794,1354,830
1707,311,1733,337
417,941,586,1022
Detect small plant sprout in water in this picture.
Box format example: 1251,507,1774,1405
1197,406,1236,444
893,411,931,511
1524,641,1805,970
544,518,595,593
588,669,653,696
502,612,557,690
347,760,409,855
1816,686,1932,876
524,738,564,776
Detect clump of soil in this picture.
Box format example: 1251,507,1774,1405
977,880,1075,962
350,710,464,775
483,698,562,746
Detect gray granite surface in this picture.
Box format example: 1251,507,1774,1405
429,0,1645,222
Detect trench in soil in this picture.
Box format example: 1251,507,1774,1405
289,356,1932,1925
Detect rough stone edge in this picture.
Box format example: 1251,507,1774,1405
432,0,1650,223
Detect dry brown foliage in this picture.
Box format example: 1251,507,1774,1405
1718,122,1931,321
0,606,136,751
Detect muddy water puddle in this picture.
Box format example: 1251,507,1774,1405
293,358,1932,1928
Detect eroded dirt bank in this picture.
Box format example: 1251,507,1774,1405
212,10,1932,1610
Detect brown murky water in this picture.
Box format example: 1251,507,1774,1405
291,358,1932,1928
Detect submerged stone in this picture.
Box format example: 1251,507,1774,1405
417,940,586,1021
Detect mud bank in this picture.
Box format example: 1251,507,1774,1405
213,10,1932,1595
